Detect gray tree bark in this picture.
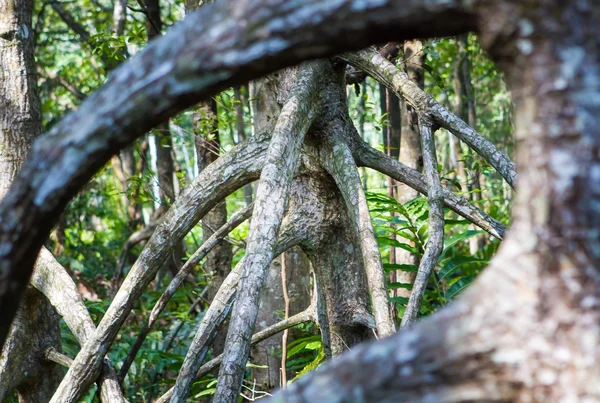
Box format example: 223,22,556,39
0,0,63,399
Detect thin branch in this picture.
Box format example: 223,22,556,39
118,204,253,381
341,49,517,189
44,348,74,368
112,218,161,293
401,119,444,327
213,60,324,402
280,251,290,387
50,1,91,42
39,69,87,100
171,225,306,402
156,298,317,403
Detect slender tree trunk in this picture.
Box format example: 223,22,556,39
452,34,486,254
0,0,63,399
234,86,254,206
194,97,234,358
395,40,424,300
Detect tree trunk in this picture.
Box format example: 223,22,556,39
0,0,63,399
395,40,425,300
452,34,486,254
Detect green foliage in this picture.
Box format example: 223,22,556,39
367,191,504,318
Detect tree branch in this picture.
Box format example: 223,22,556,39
44,347,74,368
341,49,517,189
401,119,444,327
171,217,308,401
157,299,316,403
118,204,254,381
32,248,127,402
50,1,91,42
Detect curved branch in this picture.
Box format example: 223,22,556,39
32,249,127,402
401,120,444,327
214,60,324,403
341,49,517,189
317,134,396,338
0,0,476,349
354,143,506,239
50,133,270,402
118,203,254,381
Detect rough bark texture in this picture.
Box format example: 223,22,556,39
2,1,599,402
249,68,312,391
317,124,396,337
32,250,127,402
263,2,600,402
0,0,63,399
0,288,63,402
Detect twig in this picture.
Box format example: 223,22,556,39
280,252,289,388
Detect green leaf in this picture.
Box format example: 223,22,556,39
423,63,446,90
304,341,321,350
446,275,476,300
440,230,485,259
376,237,420,255
439,256,488,281
389,296,409,305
